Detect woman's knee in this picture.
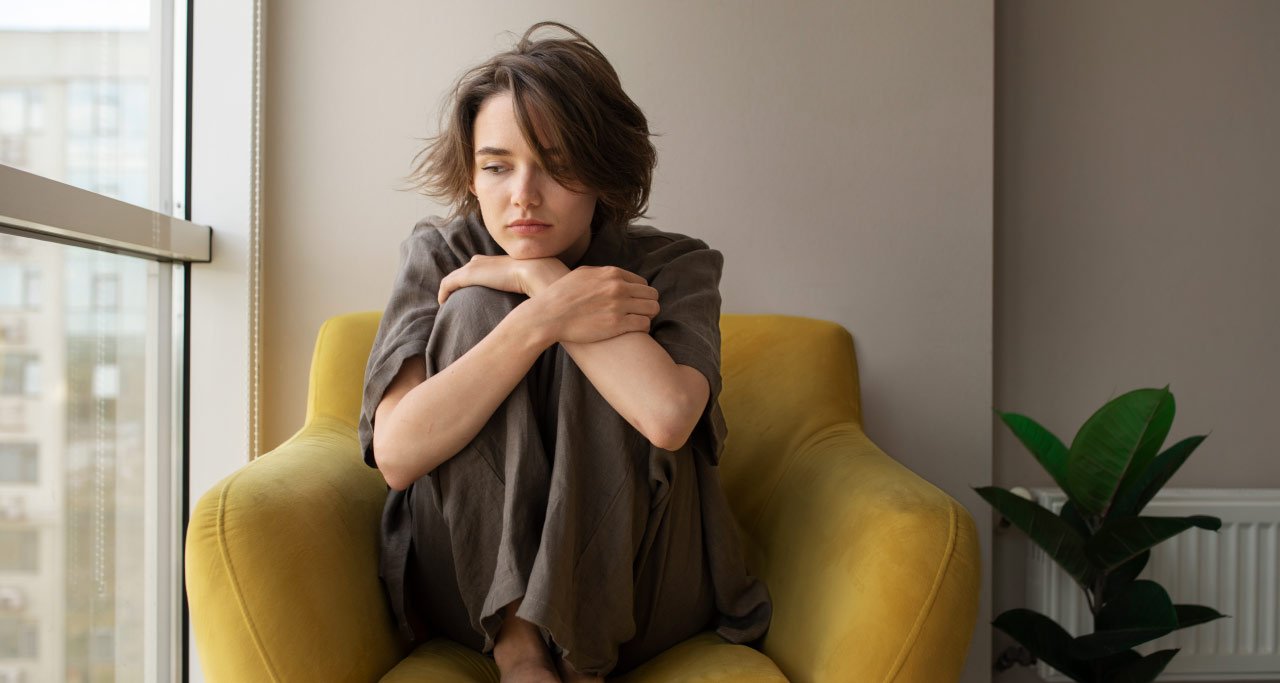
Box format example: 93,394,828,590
432,286,524,355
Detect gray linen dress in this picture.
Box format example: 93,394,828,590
357,213,771,676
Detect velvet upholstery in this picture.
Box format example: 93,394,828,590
186,312,981,682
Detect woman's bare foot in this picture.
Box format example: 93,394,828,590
493,599,560,683
555,653,604,683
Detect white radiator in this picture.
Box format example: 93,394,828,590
1026,488,1280,682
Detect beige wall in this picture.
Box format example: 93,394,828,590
994,1,1279,681
263,2,994,681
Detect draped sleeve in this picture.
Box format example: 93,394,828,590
641,236,730,465
358,218,465,469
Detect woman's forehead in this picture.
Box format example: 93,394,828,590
474,92,558,156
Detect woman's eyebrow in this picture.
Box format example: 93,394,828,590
475,146,564,157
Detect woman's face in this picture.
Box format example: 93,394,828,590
471,92,597,266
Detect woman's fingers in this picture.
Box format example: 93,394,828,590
626,313,651,333
629,297,660,318
536,265,662,342
626,282,659,300
437,279,456,305
575,264,649,289
602,265,647,285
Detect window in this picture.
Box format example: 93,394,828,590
0,265,39,310
0,442,37,483
91,273,120,311
0,2,206,682
0,616,39,659
0,2,170,214
0,353,38,397
0,529,37,572
0,87,42,168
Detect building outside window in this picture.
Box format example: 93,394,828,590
0,442,38,483
0,1,203,681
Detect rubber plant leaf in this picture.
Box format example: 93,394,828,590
1060,499,1093,538
1066,388,1175,516
1109,435,1205,518
992,608,1093,682
1087,515,1221,572
1100,550,1150,606
976,486,1093,587
1073,580,1177,658
1172,604,1228,631
1099,649,1179,683
998,410,1074,496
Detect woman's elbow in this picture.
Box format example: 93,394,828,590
647,429,684,453
372,436,412,491
373,454,410,491
382,470,411,492
645,403,699,452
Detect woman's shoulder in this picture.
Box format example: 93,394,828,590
622,223,713,250
401,213,501,261
621,223,723,277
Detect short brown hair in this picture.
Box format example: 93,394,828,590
408,21,656,231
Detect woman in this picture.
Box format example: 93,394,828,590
358,21,771,681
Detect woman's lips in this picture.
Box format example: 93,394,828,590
509,222,550,236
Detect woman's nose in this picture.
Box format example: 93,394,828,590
512,168,542,208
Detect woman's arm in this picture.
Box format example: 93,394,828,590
373,260,658,490
372,302,550,491
518,259,711,451
440,254,711,452
561,333,710,451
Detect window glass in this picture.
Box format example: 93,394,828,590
0,529,38,571
0,4,187,680
0,1,178,215
0,235,164,682
0,442,39,483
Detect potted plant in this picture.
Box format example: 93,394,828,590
977,386,1228,683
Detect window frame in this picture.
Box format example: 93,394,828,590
0,1,210,680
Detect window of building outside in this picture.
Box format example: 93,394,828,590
0,442,39,483
0,1,193,681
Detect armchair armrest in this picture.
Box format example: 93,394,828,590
755,423,980,683
186,416,403,682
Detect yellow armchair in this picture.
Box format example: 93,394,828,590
186,313,980,682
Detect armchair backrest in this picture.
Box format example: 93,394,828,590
716,315,861,529
303,312,862,526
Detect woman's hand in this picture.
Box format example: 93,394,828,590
438,255,569,305
525,266,660,344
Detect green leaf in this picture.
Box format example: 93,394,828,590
998,411,1073,494
1091,649,1141,674
1100,649,1180,683
1067,388,1175,516
1087,515,1221,571
1099,581,1177,630
993,608,1093,682
1109,435,1206,518
1075,581,1178,657
976,486,1093,587
1061,499,1094,538
1100,551,1150,605
1174,604,1229,630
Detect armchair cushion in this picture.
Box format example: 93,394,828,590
379,632,786,683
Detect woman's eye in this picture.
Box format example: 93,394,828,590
482,165,507,174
